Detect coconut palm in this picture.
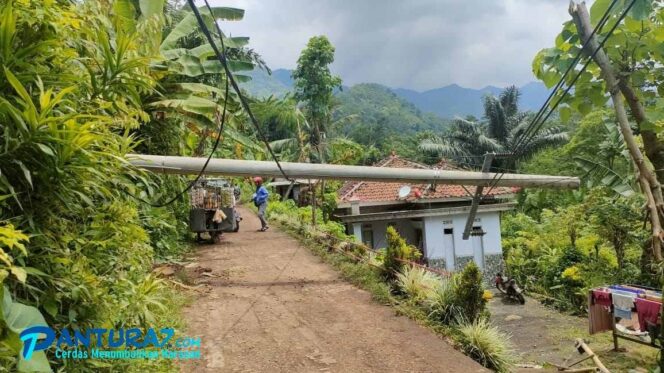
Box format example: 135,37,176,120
419,86,568,169
253,95,364,164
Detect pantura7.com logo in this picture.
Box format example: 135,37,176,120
20,326,201,361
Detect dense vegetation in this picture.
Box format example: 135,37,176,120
500,0,664,321
4,0,664,371
331,83,448,156
0,1,266,371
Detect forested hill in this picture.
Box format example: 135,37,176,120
330,83,449,147
242,68,293,97
392,82,549,118
241,68,550,119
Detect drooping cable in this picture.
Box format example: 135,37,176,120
187,0,292,181
482,0,636,196
129,45,230,208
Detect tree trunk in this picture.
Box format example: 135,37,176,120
617,78,664,184
570,2,663,261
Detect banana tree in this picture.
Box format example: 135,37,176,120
147,5,264,157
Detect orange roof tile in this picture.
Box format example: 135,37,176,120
339,155,517,203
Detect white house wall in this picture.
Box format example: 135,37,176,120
364,219,418,250
422,211,503,275
353,211,504,281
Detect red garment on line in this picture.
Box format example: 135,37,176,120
592,289,611,307
635,297,662,332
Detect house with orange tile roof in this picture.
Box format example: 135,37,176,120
335,154,517,274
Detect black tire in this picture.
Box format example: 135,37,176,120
517,293,525,305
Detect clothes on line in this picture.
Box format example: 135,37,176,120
588,292,613,335
635,298,662,333
609,285,646,296
612,292,636,320
592,289,611,307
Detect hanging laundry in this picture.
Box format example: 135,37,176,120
612,291,635,320
609,285,644,296
588,291,613,335
635,298,662,332
592,289,611,307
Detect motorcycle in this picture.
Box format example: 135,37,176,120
495,273,525,304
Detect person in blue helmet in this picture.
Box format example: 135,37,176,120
252,177,269,231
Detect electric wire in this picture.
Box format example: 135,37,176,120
188,0,292,182
128,42,230,208
510,0,620,155
482,0,636,198
131,1,292,207
483,0,619,194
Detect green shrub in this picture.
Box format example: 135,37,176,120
454,262,487,323
396,265,440,301
458,318,515,372
383,226,421,280
426,276,460,324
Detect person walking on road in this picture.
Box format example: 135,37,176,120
252,177,269,232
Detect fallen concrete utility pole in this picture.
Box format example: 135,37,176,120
127,154,580,189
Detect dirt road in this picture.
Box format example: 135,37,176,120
181,206,487,372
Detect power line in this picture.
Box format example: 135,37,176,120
188,0,292,182
510,0,620,155
133,1,295,207
483,0,635,198
483,0,619,194
129,35,231,208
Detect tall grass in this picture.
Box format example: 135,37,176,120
457,318,515,372
426,276,460,324
396,265,440,301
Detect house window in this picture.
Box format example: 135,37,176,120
470,226,485,236
443,228,453,235
362,224,374,248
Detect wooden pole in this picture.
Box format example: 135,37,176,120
310,179,316,226
569,1,663,261
574,338,610,373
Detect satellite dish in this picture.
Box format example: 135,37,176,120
398,185,412,199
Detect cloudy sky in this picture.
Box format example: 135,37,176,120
204,0,572,91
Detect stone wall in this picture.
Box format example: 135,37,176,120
428,258,446,271
483,254,504,284
451,254,504,284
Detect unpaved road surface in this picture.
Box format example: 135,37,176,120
182,206,487,372
488,294,575,370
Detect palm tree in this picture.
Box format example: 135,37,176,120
253,96,364,164
419,86,568,170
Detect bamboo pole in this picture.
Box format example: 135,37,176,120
574,339,610,373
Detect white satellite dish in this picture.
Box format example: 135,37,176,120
398,185,411,199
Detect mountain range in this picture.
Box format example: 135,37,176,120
241,68,550,119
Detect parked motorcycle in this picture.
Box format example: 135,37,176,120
495,273,525,304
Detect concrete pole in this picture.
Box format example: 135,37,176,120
127,154,580,189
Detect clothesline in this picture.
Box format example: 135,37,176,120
589,284,662,351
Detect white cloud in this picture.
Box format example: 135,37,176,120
202,0,572,90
